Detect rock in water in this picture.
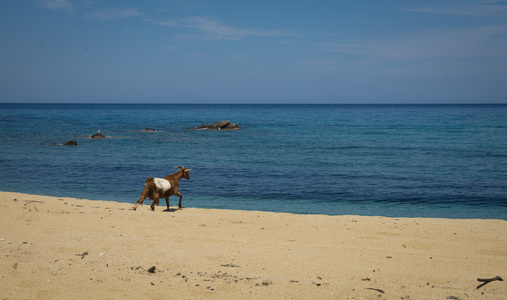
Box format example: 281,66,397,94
191,120,242,130
91,132,107,138
63,140,77,146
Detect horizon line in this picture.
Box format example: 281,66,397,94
1,102,506,105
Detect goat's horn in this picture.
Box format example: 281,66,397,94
173,166,184,169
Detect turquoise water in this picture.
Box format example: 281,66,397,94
1,104,506,219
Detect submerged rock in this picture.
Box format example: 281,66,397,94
63,140,77,146
191,120,242,130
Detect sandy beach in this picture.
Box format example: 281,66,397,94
0,191,505,299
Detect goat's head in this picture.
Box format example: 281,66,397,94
145,177,155,186
174,166,192,180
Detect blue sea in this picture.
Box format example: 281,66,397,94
1,104,506,220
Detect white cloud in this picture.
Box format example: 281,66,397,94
39,0,73,11
401,0,507,17
151,17,290,40
310,23,507,87
86,7,144,20
377,25,507,62
317,41,370,56
320,24,507,63
165,46,177,52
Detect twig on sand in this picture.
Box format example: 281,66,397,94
478,276,503,283
476,276,503,289
220,264,240,268
23,200,44,206
365,288,385,294
76,251,89,259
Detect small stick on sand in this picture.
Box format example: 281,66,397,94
76,251,89,259
477,276,503,283
476,276,503,289
23,200,44,206
365,288,385,294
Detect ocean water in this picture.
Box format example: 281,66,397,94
1,104,506,220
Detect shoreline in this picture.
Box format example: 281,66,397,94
1,191,506,299
2,189,505,221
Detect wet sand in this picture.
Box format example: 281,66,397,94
1,191,506,299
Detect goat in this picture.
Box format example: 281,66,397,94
133,166,192,211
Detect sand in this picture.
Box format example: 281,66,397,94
0,191,506,299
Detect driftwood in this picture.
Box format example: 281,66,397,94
476,276,503,289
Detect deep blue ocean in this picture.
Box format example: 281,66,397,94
1,104,506,220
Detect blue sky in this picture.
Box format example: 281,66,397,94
1,0,506,103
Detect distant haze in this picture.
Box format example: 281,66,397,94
1,1,507,104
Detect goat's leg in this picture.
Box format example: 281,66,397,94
175,192,183,209
133,197,147,211
150,198,159,211
165,197,170,211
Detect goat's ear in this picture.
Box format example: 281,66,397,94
186,168,192,172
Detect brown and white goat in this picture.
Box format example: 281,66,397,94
133,166,191,211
